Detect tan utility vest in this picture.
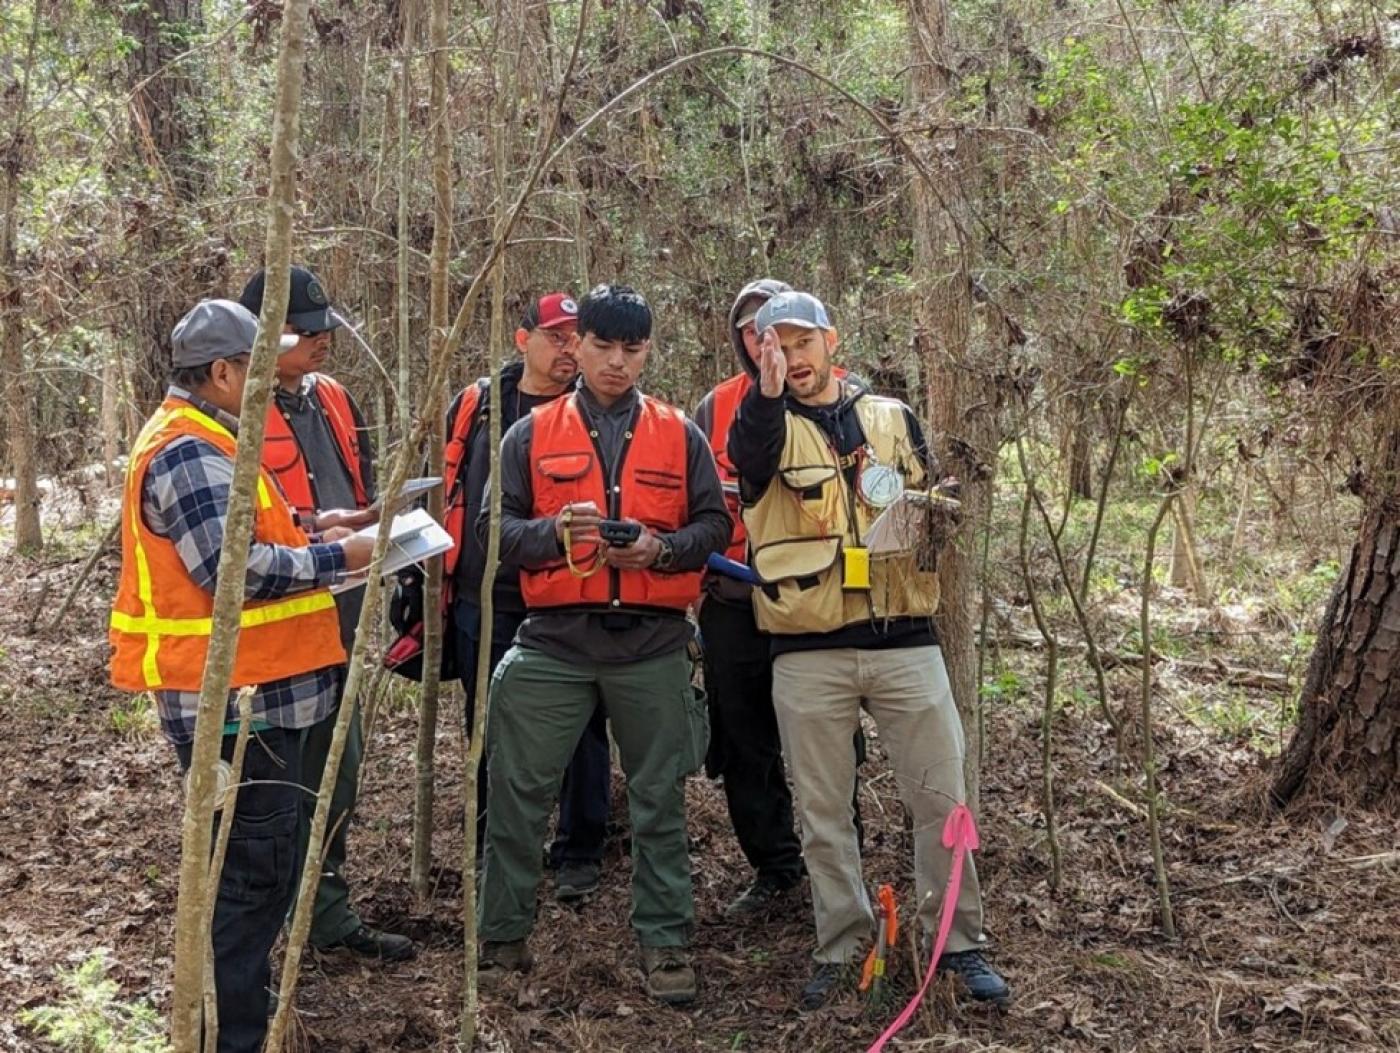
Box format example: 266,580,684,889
741,390,940,635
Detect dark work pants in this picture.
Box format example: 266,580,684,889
175,726,302,1053
456,599,610,865
698,598,805,884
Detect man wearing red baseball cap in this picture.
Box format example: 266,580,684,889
403,292,612,897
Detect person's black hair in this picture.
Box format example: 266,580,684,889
519,299,541,331
577,284,651,343
171,363,214,389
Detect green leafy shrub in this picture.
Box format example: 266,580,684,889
19,952,170,1053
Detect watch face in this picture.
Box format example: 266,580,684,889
858,463,904,509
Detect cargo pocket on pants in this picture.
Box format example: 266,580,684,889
681,685,710,777
219,805,296,905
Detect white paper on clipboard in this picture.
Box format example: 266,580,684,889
331,508,455,593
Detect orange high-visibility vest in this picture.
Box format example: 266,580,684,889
521,392,701,612
704,373,750,562
262,374,368,521
109,397,347,692
442,379,488,583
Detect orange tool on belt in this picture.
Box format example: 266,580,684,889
859,884,899,1000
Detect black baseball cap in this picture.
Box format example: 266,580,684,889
238,264,343,334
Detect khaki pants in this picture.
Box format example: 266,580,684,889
772,645,984,963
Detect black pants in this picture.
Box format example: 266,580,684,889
174,726,302,1053
456,600,610,865
698,599,805,884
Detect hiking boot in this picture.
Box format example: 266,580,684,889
723,875,800,920
937,949,1011,1006
555,860,601,902
478,940,532,989
799,961,849,1011
321,924,416,962
640,945,697,1005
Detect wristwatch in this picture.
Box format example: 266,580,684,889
653,534,676,570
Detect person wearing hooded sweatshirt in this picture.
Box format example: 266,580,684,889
728,290,1009,1011
694,280,870,920
691,279,806,916
435,292,611,899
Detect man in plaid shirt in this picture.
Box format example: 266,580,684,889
112,299,373,1053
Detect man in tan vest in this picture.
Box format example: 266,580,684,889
726,290,1009,1010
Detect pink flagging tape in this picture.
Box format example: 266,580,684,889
865,804,979,1053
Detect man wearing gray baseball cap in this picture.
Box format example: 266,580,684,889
726,290,1009,1010
109,298,374,1053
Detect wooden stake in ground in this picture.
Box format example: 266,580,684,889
167,1,312,1045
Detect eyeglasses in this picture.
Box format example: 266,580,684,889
537,328,574,349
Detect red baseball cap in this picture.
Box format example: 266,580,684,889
534,292,579,330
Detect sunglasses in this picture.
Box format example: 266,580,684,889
291,327,329,339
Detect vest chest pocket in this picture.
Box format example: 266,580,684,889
751,535,841,584
779,464,838,502
630,466,687,531
536,451,595,511
262,433,303,474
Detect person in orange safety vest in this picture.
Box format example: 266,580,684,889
475,284,731,1006
109,298,374,1053
238,265,415,963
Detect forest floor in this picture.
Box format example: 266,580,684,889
2,487,1398,1053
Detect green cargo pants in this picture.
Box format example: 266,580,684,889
478,644,708,948
294,698,365,947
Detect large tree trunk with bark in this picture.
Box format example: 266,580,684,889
907,0,993,812
122,0,215,409
2,12,42,553
1272,431,1400,811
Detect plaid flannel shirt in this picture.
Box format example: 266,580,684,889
143,388,348,745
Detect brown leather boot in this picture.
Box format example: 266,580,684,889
640,945,697,1005
478,940,532,989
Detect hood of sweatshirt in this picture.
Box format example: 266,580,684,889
726,278,792,378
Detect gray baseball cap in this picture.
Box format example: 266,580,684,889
170,299,297,368
754,290,833,333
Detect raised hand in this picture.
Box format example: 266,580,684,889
758,327,785,398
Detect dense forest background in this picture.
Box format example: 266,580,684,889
1,0,1397,1050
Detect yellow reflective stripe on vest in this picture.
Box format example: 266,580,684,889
129,499,163,687
109,591,338,645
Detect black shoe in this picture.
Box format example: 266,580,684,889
723,875,800,920
555,860,601,902
936,949,1010,1006
322,924,416,962
799,962,848,1011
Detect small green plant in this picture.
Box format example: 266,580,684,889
19,952,170,1052
980,668,1024,703
108,694,157,740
